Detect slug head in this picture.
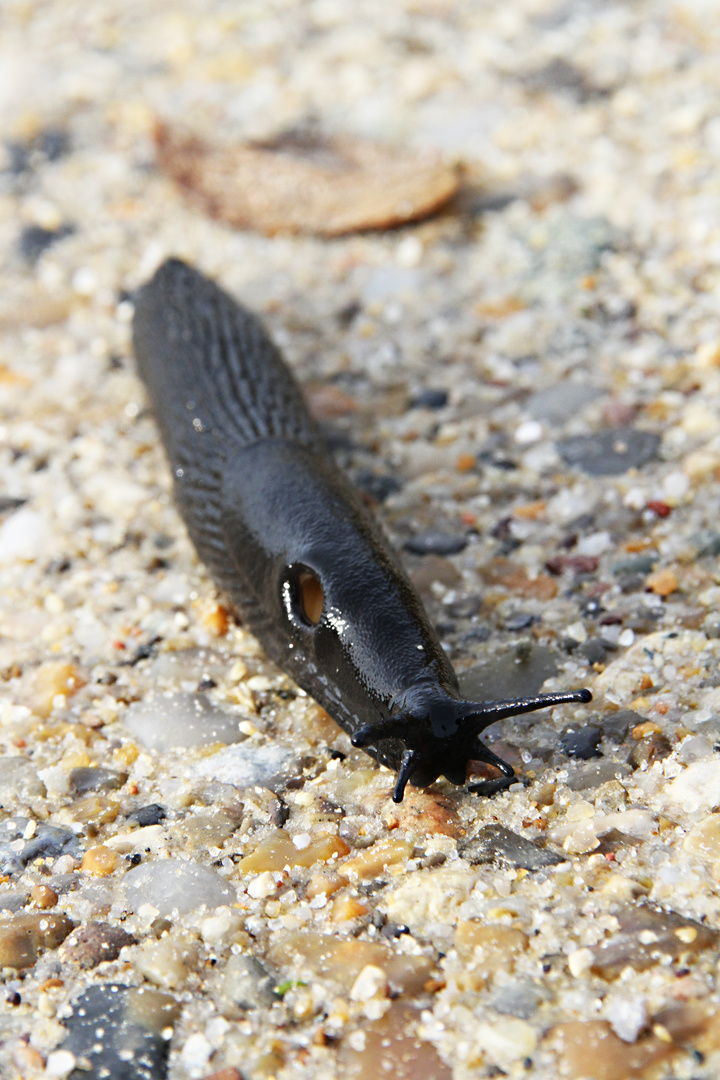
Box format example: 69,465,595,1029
351,684,592,802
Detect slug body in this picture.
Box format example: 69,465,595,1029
133,259,590,801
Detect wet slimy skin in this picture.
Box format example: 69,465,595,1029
132,258,591,802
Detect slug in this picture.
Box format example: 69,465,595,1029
132,258,591,802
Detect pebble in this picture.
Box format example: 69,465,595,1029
69,767,128,796
0,757,46,801
559,724,603,760
123,692,246,750
461,824,565,871
0,817,79,874
409,388,448,410
127,803,167,827
664,760,720,813
0,911,74,968
337,1002,451,1080
548,1020,670,1080
194,742,296,791
403,531,467,556
556,429,661,476
239,829,350,873
458,643,558,702
0,507,49,563
213,954,277,1017
267,930,434,998
490,981,548,1020
135,934,200,990
59,983,181,1080
589,904,718,978
17,222,74,265
81,846,118,877
526,381,600,424
63,921,137,968
121,858,236,915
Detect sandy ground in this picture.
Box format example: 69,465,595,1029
1,1,720,1078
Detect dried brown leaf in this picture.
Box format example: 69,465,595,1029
155,122,460,236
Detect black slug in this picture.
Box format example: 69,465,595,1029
132,258,591,802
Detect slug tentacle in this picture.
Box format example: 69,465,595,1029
393,749,422,804
133,257,593,802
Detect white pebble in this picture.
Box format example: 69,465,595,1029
618,628,635,647
514,420,543,444
396,235,423,267
180,1032,213,1076
0,508,49,563
605,994,648,1042
247,871,278,899
566,621,587,644
623,486,646,510
292,833,311,850
662,470,690,503
72,266,98,296
350,964,387,1002
567,947,594,977
44,1050,77,1079
575,531,612,556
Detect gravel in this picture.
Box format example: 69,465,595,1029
2,1,720,1078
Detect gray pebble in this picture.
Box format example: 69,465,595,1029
557,428,660,476
461,824,565,871
59,983,180,1080
566,760,633,791
612,554,657,575
123,692,246,750
0,817,79,874
590,904,718,979
121,858,236,916
194,742,296,791
491,981,549,1019
69,766,128,796
0,757,46,801
526,381,600,424
404,531,468,556
559,724,602,759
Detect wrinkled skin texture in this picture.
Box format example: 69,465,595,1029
133,259,590,800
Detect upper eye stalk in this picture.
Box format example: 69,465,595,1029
351,686,592,803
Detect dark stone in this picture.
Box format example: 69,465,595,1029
577,638,608,665
37,127,70,161
128,803,168,825
559,724,603,759
612,554,658,576
60,983,181,1080
522,58,610,103
557,428,661,476
461,824,565,871
697,533,720,559
0,819,80,874
353,469,402,502
69,767,128,796
0,495,27,514
600,710,640,744
18,223,74,265
120,636,162,666
4,140,29,174
410,388,448,409
491,981,548,1019
460,624,492,644
504,612,535,632
404,531,467,556
64,922,137,969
